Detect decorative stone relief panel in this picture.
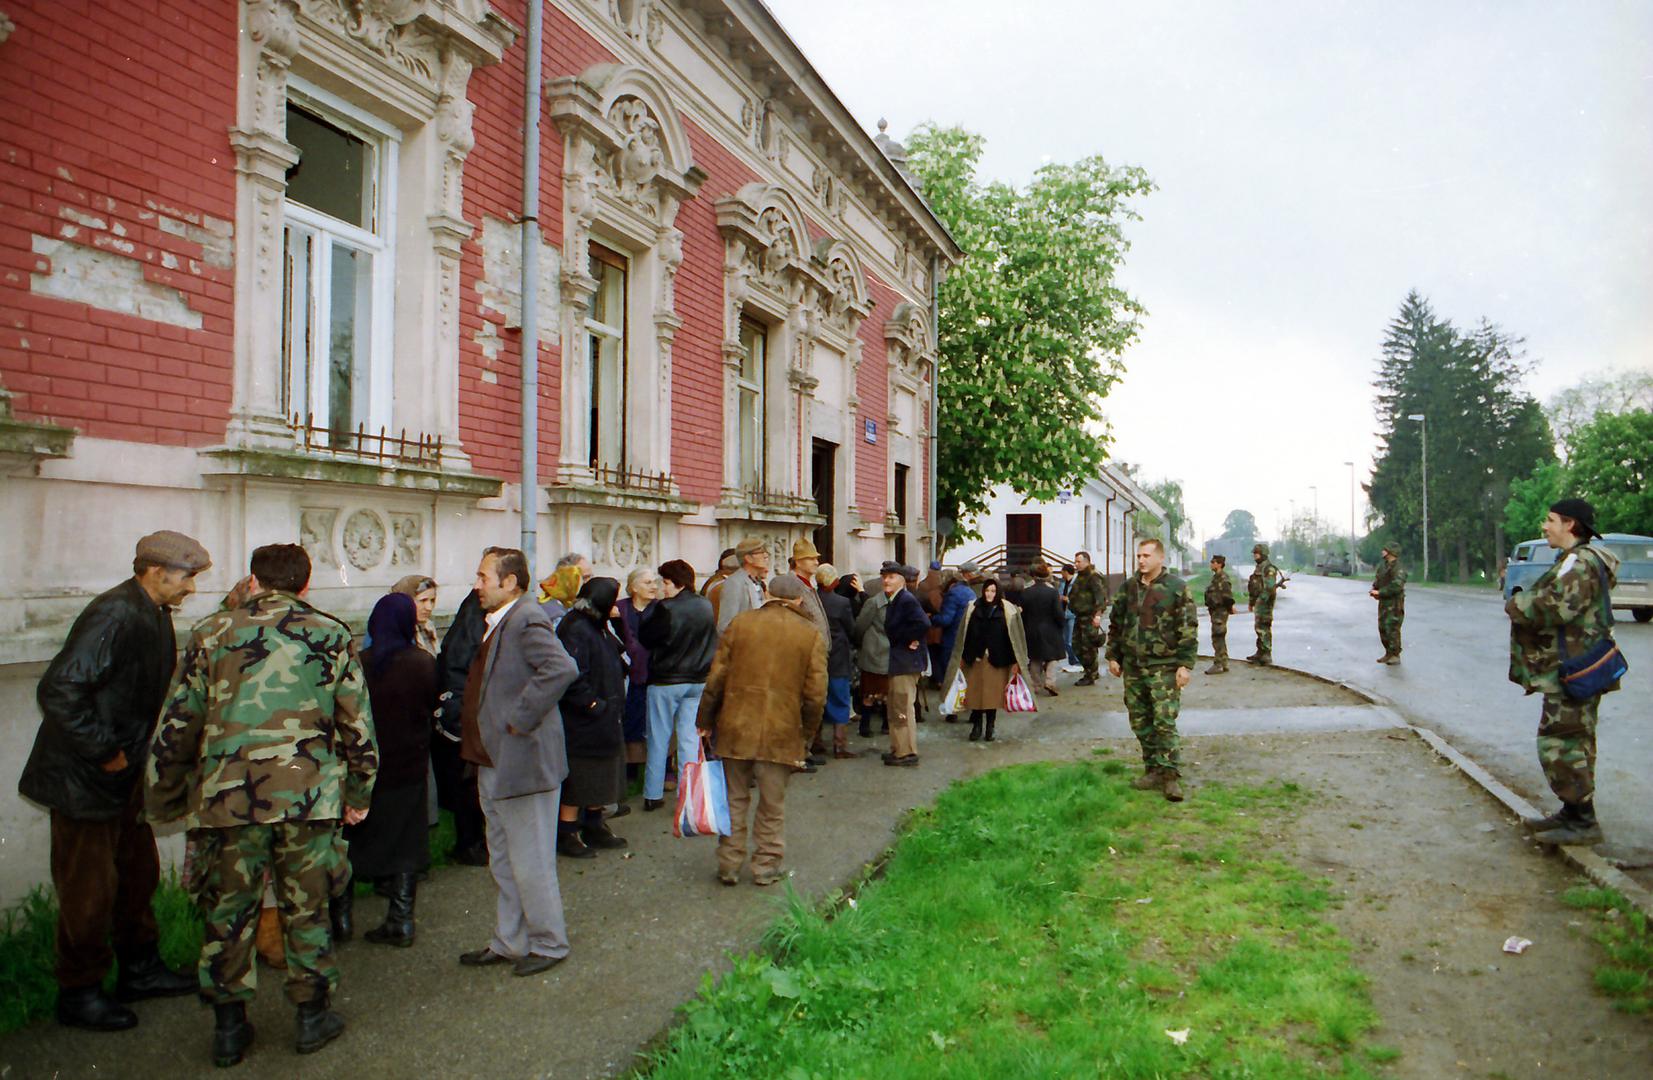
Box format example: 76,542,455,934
299,507,339,568
298,505,426,574
589,520,657,571
342,509,387,571
391,513,423,567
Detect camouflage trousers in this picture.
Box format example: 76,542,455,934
1537,693,1599,806
1122,667,1182,773
1208,609,1230,664
1252,600,1275,657
1378,601,1404,656
187,820,347,1006
1073,618,1106,678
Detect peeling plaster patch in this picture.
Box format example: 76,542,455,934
58,224,80,240
477,215,559,329
111,221,127,237
55,166,73,182
94,234,136,255
475,320,504,363
61,207,107,230
160,252,180,270
156,212,233,268
31,235,203,329
481,370,499,384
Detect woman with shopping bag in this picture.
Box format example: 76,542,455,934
941,578,1032,742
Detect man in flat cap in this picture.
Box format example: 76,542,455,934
19,531,210,1032
715,536,771,634
1369,542,1407,664
1506,498,1624,846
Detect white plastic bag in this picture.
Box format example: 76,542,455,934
941,670,968,716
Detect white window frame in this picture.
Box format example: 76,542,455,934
281,78,399,438
736,314,768,493
584,240,629,471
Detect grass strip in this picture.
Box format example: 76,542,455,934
1562,884,1653,1013
0,809,457,1034
639,756,1392,1078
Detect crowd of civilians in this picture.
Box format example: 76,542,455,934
19,529,1100,1064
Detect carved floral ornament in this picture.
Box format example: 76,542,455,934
885,301,936,383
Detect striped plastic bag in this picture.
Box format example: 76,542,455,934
673,740,731,838
1003,673,1037,713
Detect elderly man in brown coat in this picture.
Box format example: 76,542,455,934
696,575,826,886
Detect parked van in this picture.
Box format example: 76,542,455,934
1503,533,1653,623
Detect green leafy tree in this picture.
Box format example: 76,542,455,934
1221,509,1259,541
1566,409,1653,535
1503,460,1565,542
905,125,1153,536
1144,478,1188,551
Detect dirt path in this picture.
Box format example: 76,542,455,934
1,667,1646,1078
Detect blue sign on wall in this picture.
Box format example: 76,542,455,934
864,419,877,444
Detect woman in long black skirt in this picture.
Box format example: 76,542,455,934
347,592,437,946
554,577,630,858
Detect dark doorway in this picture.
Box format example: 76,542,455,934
893,462,909,565
1006,513,1042,569
810,439,836,563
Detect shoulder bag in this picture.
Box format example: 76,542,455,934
1557,553,1629,701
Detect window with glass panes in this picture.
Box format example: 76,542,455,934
586,242,628,470
281,101,392,440
737,316,767,492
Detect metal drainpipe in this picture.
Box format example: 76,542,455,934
927,252,941,564
519,1,543,566
1104,493,1114,577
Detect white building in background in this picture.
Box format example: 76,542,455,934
951,464,1168,586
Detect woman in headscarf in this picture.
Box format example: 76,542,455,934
538,565,583,629
942,578,1031,743
554,577,629,858
617,567,660,775
390,574,439,655
347,592,438,946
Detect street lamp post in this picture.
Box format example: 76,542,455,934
1342,460,1357,570
1408,413,1428,581
1309,485,1319,564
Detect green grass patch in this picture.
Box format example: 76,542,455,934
638,761,1390,1078
1,809,460,1033
1562,884,1653,1013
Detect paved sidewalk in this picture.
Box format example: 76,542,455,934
2,666,1639,1078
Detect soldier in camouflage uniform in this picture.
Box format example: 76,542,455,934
1505,499,1623,847
1369,542,1407,664
1106,538,1199,801
1202,555,1235,674
1245,542,1285,664
147,544,377,1067
1067,551,1111,685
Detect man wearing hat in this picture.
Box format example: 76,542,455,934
1245,542,1286,665
1506,498,1624,846
787,538,832,762
1369,542,1407,664
715,537,771,634
19,531,211,1032
881,562,931,766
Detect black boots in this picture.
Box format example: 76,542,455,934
580,815,628,850
212,1002,254,1067
968,711,984,741
294,994,346,1055
557,821,595,858
55,984,137,1032
329,889,354,943
364,874,416,948
967,711,998,742
984,712,996,743
1530,801,1604,846
115,945,196,1002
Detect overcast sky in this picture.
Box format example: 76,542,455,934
763,0,1653,544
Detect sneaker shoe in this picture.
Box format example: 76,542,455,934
1062,664,1084,674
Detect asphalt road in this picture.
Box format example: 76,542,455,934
1206,573,1653,861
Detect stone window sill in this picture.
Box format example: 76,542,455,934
199,446,503,498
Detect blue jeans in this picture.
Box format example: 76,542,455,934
1064,611,1078,665
824,677,852,725
645,683,705,801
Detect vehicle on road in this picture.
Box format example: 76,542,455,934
1503,533,1653,623
1316,555,1353,576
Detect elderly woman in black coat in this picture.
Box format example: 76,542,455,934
554,577,630,858
347,591,438,946
1018,562,1068,698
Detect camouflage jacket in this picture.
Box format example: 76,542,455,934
1373,559,1407,602
1248,561,1282,606
1067,568,1110,619
146,591,377,828
1203,568,1234,612
1105,571,1199,671
1506,543,1621,696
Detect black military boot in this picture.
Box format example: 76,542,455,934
55,984,137,1032
115,944,196,1001
967,711,983,742
294,994,345,1054
329,889,354,944
364,874,416,948
212,1001,254,1068
1533,802,1603,847
983,712,996,743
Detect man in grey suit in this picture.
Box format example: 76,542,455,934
456,547,579,977
714,536,770,634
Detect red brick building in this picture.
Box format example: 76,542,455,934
0,0,955,899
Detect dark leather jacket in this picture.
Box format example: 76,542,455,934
435,589,486,739
638,590,717,685
19,579,177,820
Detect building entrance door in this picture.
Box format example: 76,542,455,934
810,439,836,563
1006,513,1042,570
